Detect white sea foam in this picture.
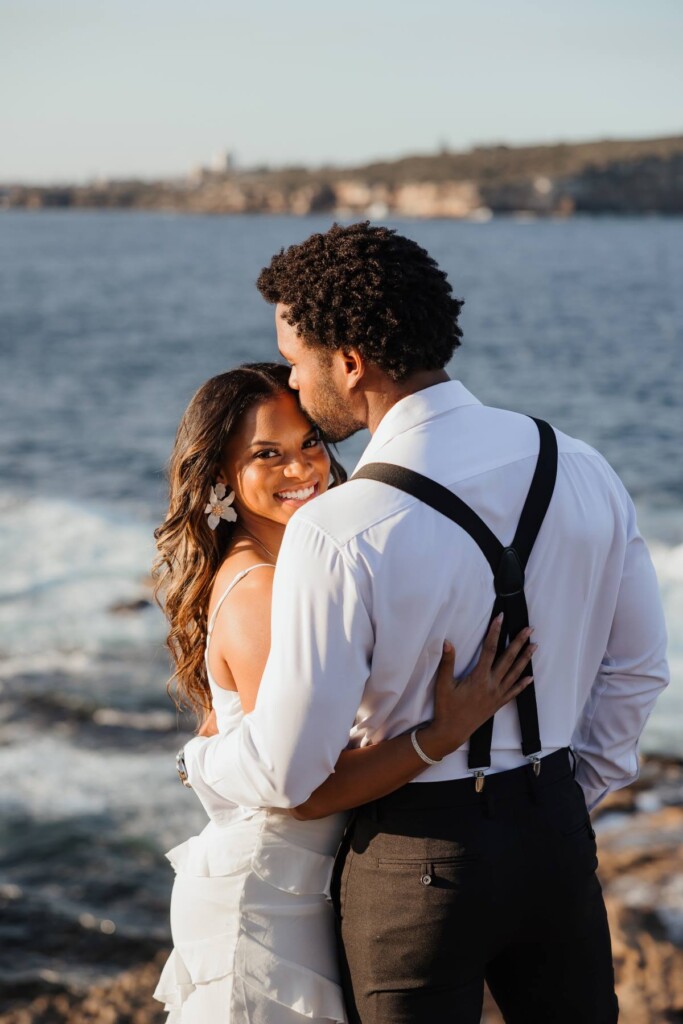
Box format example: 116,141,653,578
0,728,206,851
92,707,177,730
0,493,165,665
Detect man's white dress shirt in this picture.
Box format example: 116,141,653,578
185,381,668,814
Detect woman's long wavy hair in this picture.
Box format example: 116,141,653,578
153,362,346,722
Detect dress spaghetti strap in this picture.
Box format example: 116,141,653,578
207,563,275,638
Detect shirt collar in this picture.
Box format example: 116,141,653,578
354,379,482,471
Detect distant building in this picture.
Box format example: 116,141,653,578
188,149,237,186
210,150,236,174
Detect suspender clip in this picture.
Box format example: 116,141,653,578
528,753,542,776
494,546,525,598
471,769,487,793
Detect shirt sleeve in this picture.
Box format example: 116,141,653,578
571,476,669,811
183,513,374,809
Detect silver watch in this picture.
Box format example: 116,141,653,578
176,748,192,788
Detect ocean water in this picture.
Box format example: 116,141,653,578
0,210,682,997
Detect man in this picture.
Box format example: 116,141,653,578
183,222,668,1022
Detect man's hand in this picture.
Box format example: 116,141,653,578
197,708,218,737
418,616,536,762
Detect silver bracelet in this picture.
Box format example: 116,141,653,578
410,727,443,766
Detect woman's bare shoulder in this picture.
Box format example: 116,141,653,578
210,548,275,689
209,543,275,617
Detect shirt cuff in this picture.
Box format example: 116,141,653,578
182,735,241,820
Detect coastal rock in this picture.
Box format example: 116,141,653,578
2,759,681,1024
393,180,481,218
334,179,391,216
0,955,169,1024
108,598,153,615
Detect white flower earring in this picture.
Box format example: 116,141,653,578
204,482,237,530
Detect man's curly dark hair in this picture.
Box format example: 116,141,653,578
256,222,464,382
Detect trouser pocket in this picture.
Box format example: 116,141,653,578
343,828,488,977
377,854,480,889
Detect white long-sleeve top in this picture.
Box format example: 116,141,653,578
184,380,668,814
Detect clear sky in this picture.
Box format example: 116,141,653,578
2,0,682,183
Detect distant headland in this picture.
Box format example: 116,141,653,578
3,135,683,218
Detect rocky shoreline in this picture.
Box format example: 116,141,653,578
1,755,681,1024
4,135,683,219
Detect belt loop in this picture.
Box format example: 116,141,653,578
568,747,577,778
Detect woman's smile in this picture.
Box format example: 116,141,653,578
274,481,319,506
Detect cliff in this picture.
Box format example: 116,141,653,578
3,135,683,218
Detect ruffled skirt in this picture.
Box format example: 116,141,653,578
154,809,348,1023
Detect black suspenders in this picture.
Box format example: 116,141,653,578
352,417,558,788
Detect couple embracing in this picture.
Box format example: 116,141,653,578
153,222,668,1023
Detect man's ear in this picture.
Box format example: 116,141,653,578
339,347,365,389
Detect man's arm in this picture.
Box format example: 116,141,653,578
571,483,669,811
184,513,373,809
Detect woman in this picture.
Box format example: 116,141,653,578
152,363,535,1023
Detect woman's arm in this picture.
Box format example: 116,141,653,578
292,616,536,820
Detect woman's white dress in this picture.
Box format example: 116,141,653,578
154,566,349,1023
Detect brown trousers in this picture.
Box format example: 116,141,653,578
334,749,618,1024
